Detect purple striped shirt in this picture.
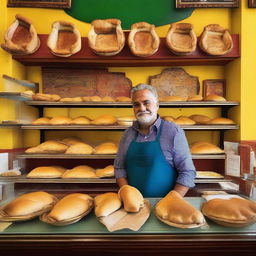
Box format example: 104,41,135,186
114,116,196,188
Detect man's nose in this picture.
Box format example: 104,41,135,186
138,103,146,111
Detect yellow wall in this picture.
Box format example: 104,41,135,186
1,3,254,149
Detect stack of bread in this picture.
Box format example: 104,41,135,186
40,193,93,225
201,195,256,227
155,190,205,228
0,191,57,221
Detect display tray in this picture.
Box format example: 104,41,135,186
1,197,255,235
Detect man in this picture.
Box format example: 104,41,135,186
114,84,196,197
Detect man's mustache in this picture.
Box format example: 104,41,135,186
137,111,152,116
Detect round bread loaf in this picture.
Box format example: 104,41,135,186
91,114,117,125
95,165,114,178
190,141,224,154
62,165,96,178
94,142,118,154
27,166,66,178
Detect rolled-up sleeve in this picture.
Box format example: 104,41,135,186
172,128,196,188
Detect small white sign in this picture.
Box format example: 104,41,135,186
0,153,8,173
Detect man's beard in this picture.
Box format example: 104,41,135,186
136,111,156,125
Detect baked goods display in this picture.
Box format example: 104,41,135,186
60,97,83,102
204,94,226,102
32,93,61,102
90,114,117,125
49,116,73,125
31,117,51,125
196,171,224,179
88,19,125,56
166,23,197,55
25,140,68,154
70,116,91,125
155,190,205,228
118,185,144,213
117,116,136,126
173,116,196,125
40,193,93,225
128,22,160,57
94,192,122,217
0,191,57,221
62,165,97,178
27,166,66,178
190,141,224,154
199,24,233,56
94,142,118,154
187,95,203,102
47,21,81,57
162,116,175,122
206,117,235,125
189,114,211,124
201,195,256,227
65,142,94,154
1,14,40,55
95,165,114,178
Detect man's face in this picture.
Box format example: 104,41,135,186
132,89,159,126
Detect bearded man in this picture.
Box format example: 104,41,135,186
114,84,196,197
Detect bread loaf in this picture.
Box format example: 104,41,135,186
189,114,211,124
174,116,196,125
3,191,55,216
91,114,117,125
65,142,94,154
25,140,68,154
95,165,114,178
155,190,205,226
118,185,144,212
47,193,92,221
62,165,97,178
94,192,122,217
27,166,66,178
70,116,91,125
206,117,235,125
204,94,226,102
94,142,118,154
49,116,72,125
31,117,51,125
190,141,224,154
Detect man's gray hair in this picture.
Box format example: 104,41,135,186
131,84,158,102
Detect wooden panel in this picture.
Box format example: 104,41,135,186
149,67,199,97
7,0,71,8
42,68,132,98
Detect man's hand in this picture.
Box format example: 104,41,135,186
116,177,128,188
173,184,189,197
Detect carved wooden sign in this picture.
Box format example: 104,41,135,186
42,68,132,98
7,0,71,9
148,68,200,97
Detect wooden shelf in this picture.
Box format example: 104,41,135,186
20,124,239,131
25,100,240,108
17,153,226,160
0,176,116,183
0,176,230,184
13,34,240,67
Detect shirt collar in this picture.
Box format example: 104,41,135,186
132,115,162,134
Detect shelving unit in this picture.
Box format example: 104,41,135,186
2,34,240,187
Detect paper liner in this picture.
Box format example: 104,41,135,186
97,200,151,232
0,196,58,222
39,199,94,226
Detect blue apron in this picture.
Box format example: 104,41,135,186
125,120,177,197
